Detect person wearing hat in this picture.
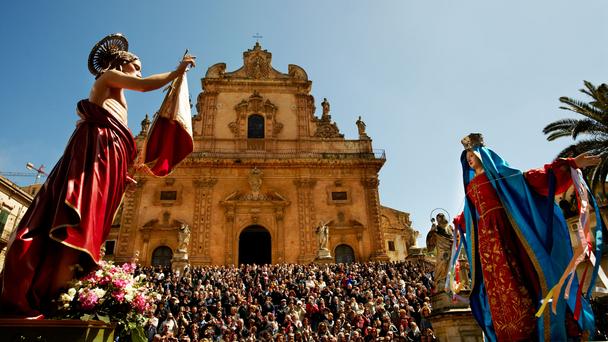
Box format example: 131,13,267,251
452,133,601,341
0,33,195,317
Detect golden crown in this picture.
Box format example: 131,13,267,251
461,133,485,150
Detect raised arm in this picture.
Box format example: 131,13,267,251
524,153,600,196
97,55,196,92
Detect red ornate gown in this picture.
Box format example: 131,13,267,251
0,100,136,315
458,159,576,341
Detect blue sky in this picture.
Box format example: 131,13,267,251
1,1,607,246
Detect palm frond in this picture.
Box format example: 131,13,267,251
572,119,608,139
559,97,606,122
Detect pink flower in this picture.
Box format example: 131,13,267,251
112,290,126,303
79,289,99,310
121,262,136,273
112,278,128,289
132,294,148,313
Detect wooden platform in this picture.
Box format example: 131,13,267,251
0,319,115,342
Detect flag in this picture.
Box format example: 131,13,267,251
141,73,194,176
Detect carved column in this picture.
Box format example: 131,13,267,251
195,91,218,138
275,207,285,263
192,178,217,264
117,178,146,261
361,177,389,260
224,204,236,265
296,94,314,140
294,178,317,263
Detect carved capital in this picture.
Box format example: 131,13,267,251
361,178,380,189
275,207,285,221
193,178,218,188
293,179,317,188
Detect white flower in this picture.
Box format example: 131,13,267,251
92,287,107,299
60,293,74,303
68,288,77,297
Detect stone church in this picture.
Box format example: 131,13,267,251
108,43,418,267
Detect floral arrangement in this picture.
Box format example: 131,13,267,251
54,260,158,342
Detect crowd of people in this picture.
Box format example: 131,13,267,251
135,261,437,342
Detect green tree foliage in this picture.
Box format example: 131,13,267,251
543,81,608,192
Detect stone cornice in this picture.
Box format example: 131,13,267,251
178,157,385,171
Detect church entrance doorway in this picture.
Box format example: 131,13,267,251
239,225,271,265
335,244,355,264
151,246,173,267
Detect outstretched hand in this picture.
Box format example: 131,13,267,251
177,54,196,74
574,152,601,169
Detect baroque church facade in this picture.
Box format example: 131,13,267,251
108,43,418,266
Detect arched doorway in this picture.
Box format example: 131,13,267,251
239,225,271,265
335,244,355,264
151,246,173,267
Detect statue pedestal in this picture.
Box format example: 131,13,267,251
172,251,189,275
430,292,482,342
315,249,333,264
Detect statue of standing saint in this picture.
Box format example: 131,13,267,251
356,116,369,140
177,223,191,253
315,221,332,260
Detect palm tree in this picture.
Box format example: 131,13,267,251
543,81,608,192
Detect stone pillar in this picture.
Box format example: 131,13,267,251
361,177,389,261
191,178,217,264
116,178,146,262
274,207,285,263
224,204,236,265
294,178,317,263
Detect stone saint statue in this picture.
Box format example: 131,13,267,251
177,223,191,253
427,213,454,292
248,167,263,199
140,113,151,136
316,221,329,251
356,116,368,138
321,98,331,120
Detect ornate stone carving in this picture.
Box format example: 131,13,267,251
314,98,344,139
242,43,272,79
229,91,281,139
193,178,218,188
205,63,226,78
288,64,308,80
361,178,380,189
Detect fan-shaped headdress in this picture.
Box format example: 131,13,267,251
88,33,138,78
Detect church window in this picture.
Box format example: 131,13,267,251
331,191,348,201
104,240,116,255
388,240,396,251
160,191,177,201
248,114,265,138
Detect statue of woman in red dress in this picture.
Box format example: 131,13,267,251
453,133,600,341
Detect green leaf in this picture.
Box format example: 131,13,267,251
130,325,147,342
96,313,110,324
80,313,93,321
